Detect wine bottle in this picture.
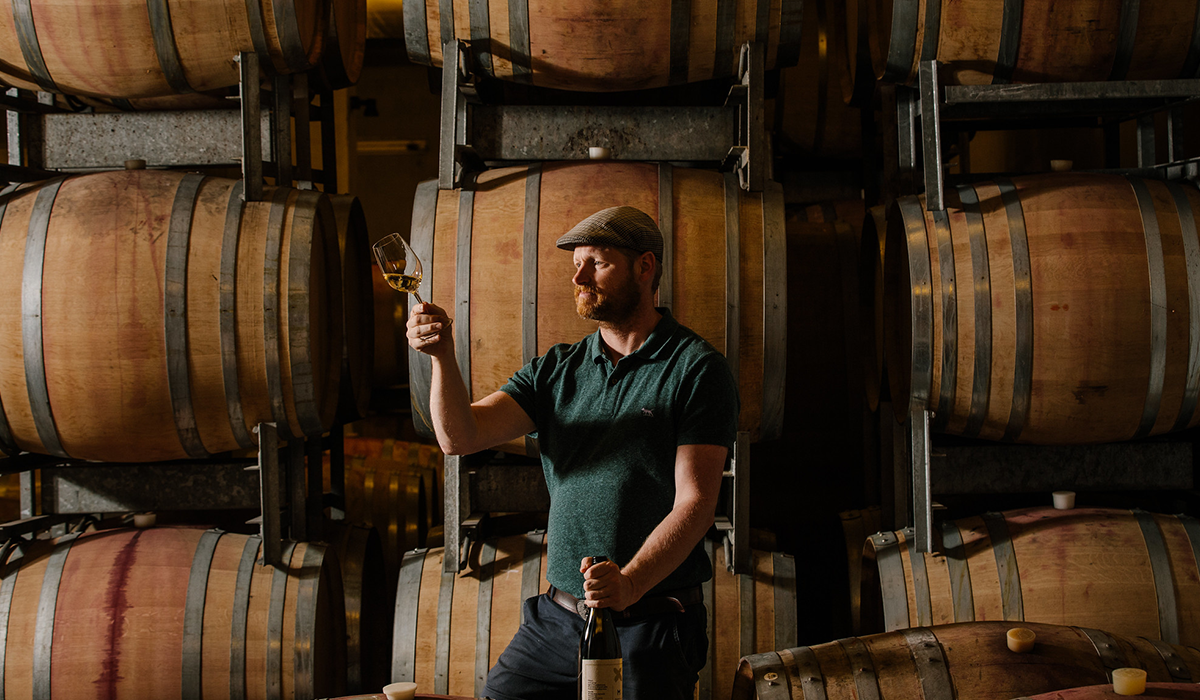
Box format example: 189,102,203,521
578,556,623,700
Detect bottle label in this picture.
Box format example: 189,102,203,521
581,658,623,700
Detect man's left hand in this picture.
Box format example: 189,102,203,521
580,557,639,611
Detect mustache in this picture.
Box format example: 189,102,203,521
574,284,600,296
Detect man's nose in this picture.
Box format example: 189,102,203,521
572,266,590,285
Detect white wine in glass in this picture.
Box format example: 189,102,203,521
373,232,425,304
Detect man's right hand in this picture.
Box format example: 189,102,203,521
407,302,454,356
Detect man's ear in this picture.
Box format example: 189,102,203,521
639,251,656,280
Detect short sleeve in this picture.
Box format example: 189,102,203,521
499,355,540,425
675,353,739,448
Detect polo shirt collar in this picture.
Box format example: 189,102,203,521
589,308,679,365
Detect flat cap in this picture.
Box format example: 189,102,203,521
555,206,664,262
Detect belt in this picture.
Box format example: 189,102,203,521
550,585,703,621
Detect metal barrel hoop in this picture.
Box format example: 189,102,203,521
165,173,211,459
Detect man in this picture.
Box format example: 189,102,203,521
406,205,739,699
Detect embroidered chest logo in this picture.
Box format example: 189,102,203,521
641,408,654,417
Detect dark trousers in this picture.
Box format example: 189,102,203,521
483,591,708,700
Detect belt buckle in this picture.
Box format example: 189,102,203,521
575,598,589,619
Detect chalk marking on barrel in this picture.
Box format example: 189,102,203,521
1129,177,1169,439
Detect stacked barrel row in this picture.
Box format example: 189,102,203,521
0,0,366,98
0,1,393,699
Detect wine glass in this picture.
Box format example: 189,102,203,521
373,232,425,305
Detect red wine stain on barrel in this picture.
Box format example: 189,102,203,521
96,531,142,698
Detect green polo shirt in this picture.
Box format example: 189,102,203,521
499,308,739,599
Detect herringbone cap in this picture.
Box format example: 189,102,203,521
555,206,664,262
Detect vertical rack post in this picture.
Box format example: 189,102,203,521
273,74,294,187
256,423,283,567
919,61,944,211
239,52,264,201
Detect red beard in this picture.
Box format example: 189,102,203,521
574,281,640,322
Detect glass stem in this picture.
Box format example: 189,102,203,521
412,291,426,306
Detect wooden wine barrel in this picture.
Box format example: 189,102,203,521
390,532,796,700
860,507,1200,647
884,173,1200,443
0,0,327,99
1018,683,1200,700
324,437,442,585
776,0,861,158
0,526,345,699
402,0,803,92
732,621,1200,700
0,172,342,462
331,194,374,422
839,506,882,635
407,162,787,453
864,0,1200,87
327,521,391,694
315,0,367,90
